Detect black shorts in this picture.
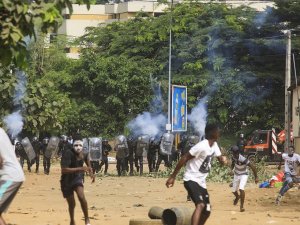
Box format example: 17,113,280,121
184,180,211,212
60,176,84,198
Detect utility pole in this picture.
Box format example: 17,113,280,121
284,30,291,153
166,0,174,133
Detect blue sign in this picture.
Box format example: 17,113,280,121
172,85,187,132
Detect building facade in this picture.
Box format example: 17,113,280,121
57,0,275,58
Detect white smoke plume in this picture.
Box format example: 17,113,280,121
3,70,27,139
150,75,164,114
3,111,24,139
13,70,27,106
127,75,167,139
127,112,167,138
188,96,208,139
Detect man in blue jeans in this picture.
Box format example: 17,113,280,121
0,127,25,225
276,145,300,205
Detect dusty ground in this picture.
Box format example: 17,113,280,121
5,162,300,225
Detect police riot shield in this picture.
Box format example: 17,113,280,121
159,133,174,156
45,136,60,158
89,137,102,161
188,135,200,147
83,138,89,155
21,137,36,164
115,135,129,159
136,135,150,157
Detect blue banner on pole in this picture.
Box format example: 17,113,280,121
172,85,187,132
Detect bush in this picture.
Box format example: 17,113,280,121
249,156,273,182
152,155,272,184
153,158,231,183
207,160,232,183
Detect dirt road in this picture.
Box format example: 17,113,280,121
5,163,300,225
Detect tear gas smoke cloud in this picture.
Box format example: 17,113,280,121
127,76,166,139
127,112,167,138
150,75,164,114
3,70,27,138
254,7,273,29
188,96,208,139
13,70,27,106
3,111,24,139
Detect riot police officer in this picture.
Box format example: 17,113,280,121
177,135,188,157
42,137,51,174
99,139,112,175
32,136,42,173
147,137,158,173
127,136,136,176
237,133,246,154
155,133,175,172
15,139,31,172
135,136,146,175
115,135,129,176
58,135,70,157
155,151,171,172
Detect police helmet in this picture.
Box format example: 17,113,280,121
32,136,38,142
43,137,49,145
231,145,240,153
61,135,68,142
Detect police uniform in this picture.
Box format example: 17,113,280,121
99,140,112,175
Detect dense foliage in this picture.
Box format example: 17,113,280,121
0,0,91,68
1,1,300,138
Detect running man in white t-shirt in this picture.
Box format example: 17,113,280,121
0,127,25,225
230,145,258,212
275,145,300,205
166,124,228,225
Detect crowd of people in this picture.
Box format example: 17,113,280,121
1,125,300,225
11,133,183,177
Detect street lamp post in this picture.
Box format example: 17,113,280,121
284,30,291,153
166,0,174,133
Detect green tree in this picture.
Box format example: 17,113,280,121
76,2,287,134
0,67,16,126
3,1,291,137
0,0,91,68
68,54,154,136
273,0,300,27
23,34,73,136
167,3,285,131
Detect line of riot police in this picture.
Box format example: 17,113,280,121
14,136,61,174
12,132,200,176
115,132,180,176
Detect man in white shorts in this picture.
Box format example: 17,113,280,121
231,145,258,212
0,127,25,225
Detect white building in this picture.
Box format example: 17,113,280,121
57,1,275,58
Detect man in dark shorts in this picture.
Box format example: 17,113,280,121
0,127,25,225
60,136,95,225
166,124,228,225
